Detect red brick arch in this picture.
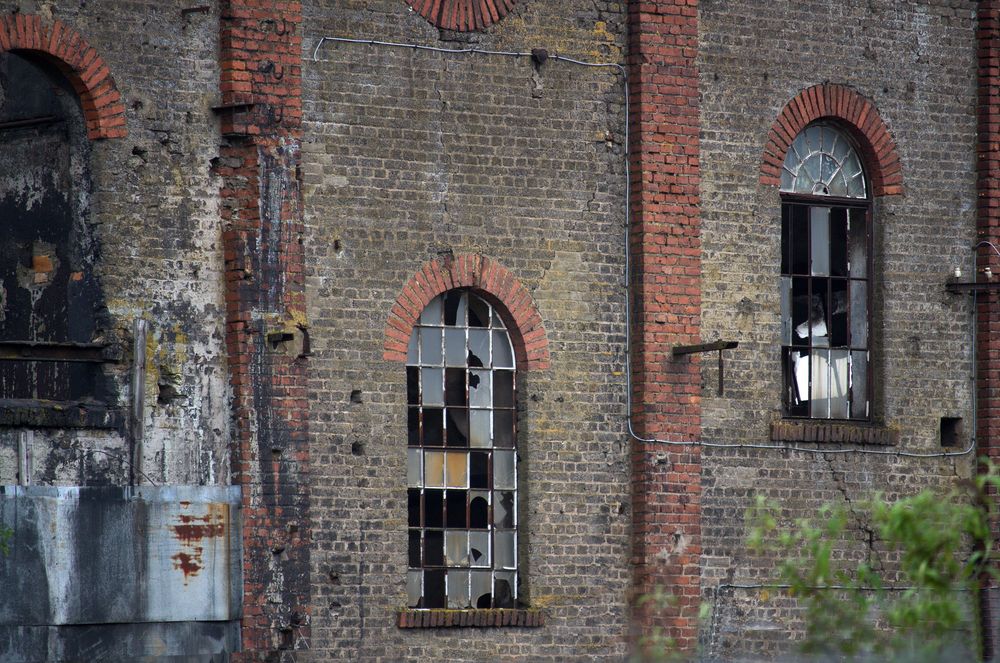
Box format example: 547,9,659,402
384,254,550,371
0,14,126,140
760,83,901,196
403,0,518,31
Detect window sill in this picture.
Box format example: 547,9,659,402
397,608,545,629
770,420,898,446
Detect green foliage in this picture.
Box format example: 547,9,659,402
0,524,10,556
746,461,1000,660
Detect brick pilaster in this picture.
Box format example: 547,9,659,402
978,3,1000,660
215,1,310,658
627,0,702,653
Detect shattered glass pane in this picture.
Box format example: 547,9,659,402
446,408,469,447
785,349,808,417
408,488,421,527
469,370,491,407
445,329,466,366
408,407,419,446
494,410,514,448
494,371,514,408
420,296,443,325
472,570,492,608
470,492,489,529
494,450,515,489
445,451,467,488
791,278,809,347
446,531,469,566
409,530,421,567
425,530,444,566
421,328,442,366
407,448,422,487
448,570,471,608
791,205,809,274
470,532,490,567
470,452,489,488
495,530,516,570
468,296,490,328
444,291,467,326
810,206,830,276
425,490,444,528
830,279,848,347
421,368,443,406
423,408,443,446
447,490,467,528
407,570,422,608
494,490,515,528
468,329,489,368
494,571,516,608
425,451,444,487
492,331,514,368
469,410,491,448
425,569,445,608
830,208,848,277
407,367,419,405
445,368,467,406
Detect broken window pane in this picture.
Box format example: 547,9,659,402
445,368,466,406
829,349,849,419
421,328,442,366
407,448,422,487
444,290,467,326
425,490,444,528
425,451,445,487
493,571,516,608
830,279,849,347
468,329,489,368
408,407,420,446
448,570,471,608
446,490,467,528
469,370,491,407
407,570,422,608
830,207,848,277
408,488,421,527
808,281,829,348
470,452,489,489
468,296,490,328
494,410,514,448
445,328,466,366
421,368,443,406
470,493,489,529
492,331,514,368
810,206,830,276
495,531,516,570
425,530,444,566
494,371,514,408
424,569,446,608
494,450,515,489
423,408,443,446
445,531,469,566
469,410,491,448
494,490,515,528
781,206,791,274
471,570,492,608
446,408,469,447
470,532,490,567
445,451,467,488
409,530,421,567
791,205,809,274
791,278,809,348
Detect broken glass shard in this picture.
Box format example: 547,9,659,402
470,532,490,567
494,490,515,528
468,329,489,368
493,571,515,608
469,370,491,407
407,570,422,608
472,570,492,608
444,291,467,326
468,296,489,328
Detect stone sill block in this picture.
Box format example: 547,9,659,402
771,420,899,446
397,608,545,629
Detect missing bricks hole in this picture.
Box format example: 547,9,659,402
333,239,343,253
350,389,362,404
351,441,364,456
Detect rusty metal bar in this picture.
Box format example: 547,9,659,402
672,341,739,396
130,319,148,486
0,340,114,363
0,115,58,131
945,280,1000,294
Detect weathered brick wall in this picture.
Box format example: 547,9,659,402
0,2,230,487
697,1,979,657
301,0,630,659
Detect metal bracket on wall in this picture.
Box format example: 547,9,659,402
672,340,739,396
945,280,1000,294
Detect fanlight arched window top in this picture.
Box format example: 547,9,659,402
406,289,518,610
781,124,866,199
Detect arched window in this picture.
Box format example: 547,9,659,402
780,124,871,420
405,290,518,609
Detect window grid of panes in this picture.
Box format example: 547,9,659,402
406,290,517,609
